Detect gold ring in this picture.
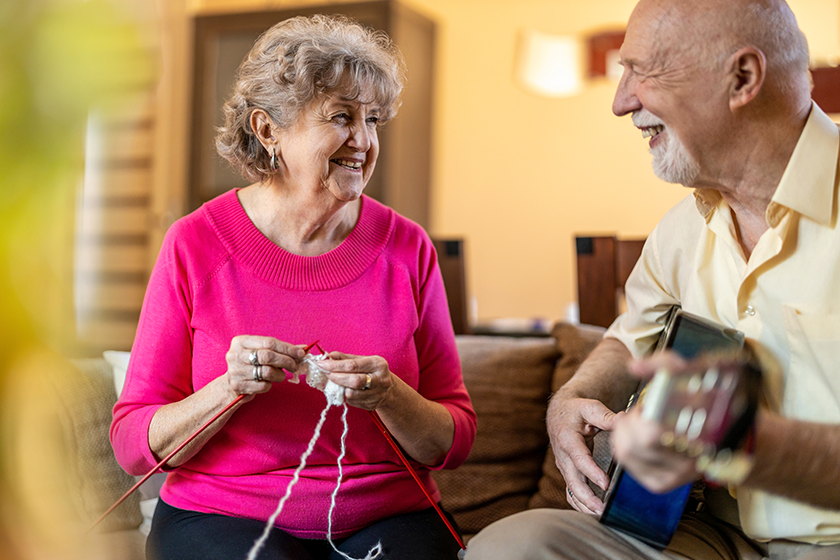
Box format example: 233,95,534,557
363,374,372,390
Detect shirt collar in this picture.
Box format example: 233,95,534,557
693,188,722,220
768,102,838,227
693,102,839,227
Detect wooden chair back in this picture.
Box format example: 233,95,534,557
575,235,645,328
433,238,470,335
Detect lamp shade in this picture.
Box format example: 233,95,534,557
515,29,583,97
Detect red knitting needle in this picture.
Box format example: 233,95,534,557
366,409,466,551
88,340,320,533
314,343,465,552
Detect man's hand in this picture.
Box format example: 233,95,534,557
611,352,730,493
546,337,639,515
548,395,619,515
611,407,701,492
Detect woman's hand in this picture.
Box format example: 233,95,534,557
547,394,619,515
150,335,307,467
224,335,306,399
315,350,454,465
315,351,393,410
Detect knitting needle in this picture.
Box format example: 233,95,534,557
366,409,466,552
316,343,466,553
88,340,320,533
305,347,467,557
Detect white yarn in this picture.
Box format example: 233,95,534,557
245,355,382,560
245,396,330,560
327,402,383,560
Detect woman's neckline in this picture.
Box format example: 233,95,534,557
235,184,362,257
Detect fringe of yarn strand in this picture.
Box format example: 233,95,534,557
245,356,382,560
327,402,382,560
245,398,330,560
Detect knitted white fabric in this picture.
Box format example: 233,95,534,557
245,355,382,560
303,354,346,407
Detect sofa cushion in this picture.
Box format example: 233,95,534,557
61,357,144,533
2,350,143,559
432,335,560,538
527,322,605,510
103,350,131,399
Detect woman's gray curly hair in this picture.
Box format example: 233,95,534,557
215,14,406,183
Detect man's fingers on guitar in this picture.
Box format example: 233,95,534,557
556,457,593,507
578,399,618,432
581,495,604,516
566,482,601,516
568,449,610,492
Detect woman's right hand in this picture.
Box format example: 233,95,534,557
546,394,620,515
224,335,306,398
149,336,306,467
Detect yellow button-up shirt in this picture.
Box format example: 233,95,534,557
606,102,840,543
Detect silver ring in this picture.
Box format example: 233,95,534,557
253,365,263,382
249,351,260,367
363,374,372,391
567,487,574,500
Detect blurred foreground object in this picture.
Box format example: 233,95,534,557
0,0,154,558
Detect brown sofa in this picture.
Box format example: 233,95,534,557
4,321,605,558
434,322,605,541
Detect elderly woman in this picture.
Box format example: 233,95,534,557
110,14,475,560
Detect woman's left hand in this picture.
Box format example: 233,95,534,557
316,352,393,410
317,349,455,466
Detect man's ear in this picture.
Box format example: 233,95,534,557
728,47,766,111
250,109,277,151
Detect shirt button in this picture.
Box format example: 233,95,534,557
745,305,756,316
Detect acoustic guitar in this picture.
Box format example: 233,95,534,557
598,308,761,549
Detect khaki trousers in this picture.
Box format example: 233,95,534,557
464,509,839,560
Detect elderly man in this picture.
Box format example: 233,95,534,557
466,0,840,559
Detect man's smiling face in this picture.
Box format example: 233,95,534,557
612,0,731,187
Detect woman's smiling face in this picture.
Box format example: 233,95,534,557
276,91,381,203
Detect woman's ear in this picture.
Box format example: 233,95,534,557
250,109,277,150
728,47,766,111
250,109,282,173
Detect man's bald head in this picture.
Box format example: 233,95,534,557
630,0,810,100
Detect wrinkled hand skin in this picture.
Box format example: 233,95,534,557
546,337,645,514
224,335,307,399
548,395,619,515
315,351,394,410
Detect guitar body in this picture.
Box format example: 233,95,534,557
599,466,692,548
599,308,747,549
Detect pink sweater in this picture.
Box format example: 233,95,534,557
110,190,476,539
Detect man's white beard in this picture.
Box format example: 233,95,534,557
651,128,700,186
632,110,700,186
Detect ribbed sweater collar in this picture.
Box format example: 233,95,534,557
203,190,394,291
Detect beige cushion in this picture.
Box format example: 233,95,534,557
61,357,144,533
432,335,560,538
2,350,143,559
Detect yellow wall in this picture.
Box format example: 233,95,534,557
178,0,840,327
405,0,679,326
407,0,840,326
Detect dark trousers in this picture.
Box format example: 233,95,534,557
147,498,463,560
